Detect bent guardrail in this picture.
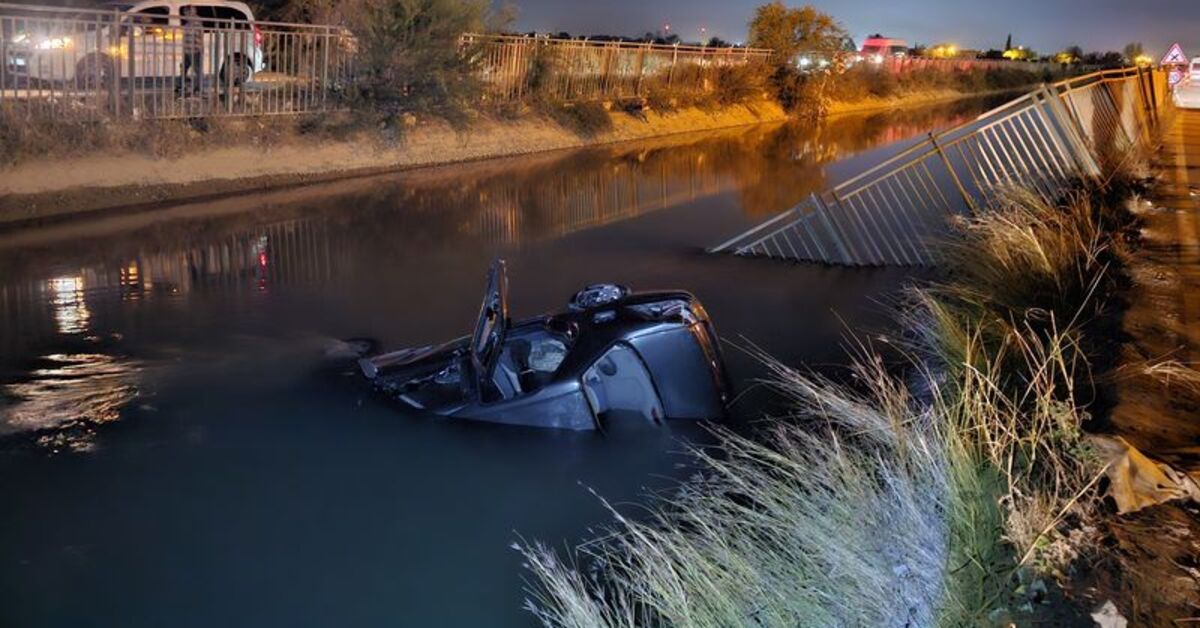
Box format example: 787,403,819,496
709,67,1167,266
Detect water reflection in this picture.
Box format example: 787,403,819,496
0,96,1000,449
0,98,1009,628
0,352,142,452
47,276,90,334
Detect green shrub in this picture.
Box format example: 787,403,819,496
348,0,493,127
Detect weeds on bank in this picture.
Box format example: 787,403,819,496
522,186,1134,626
539,101,614,137
0,105,367,166
825,65,1057,104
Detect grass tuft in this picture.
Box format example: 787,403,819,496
522,184,1134,626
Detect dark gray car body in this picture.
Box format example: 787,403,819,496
358,261,730,430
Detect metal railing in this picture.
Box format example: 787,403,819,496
709,67,1166,266
873,55,1059,74
0,0,1124,122
467,34,773,103
1,2,355,119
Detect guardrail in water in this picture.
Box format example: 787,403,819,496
708,67,1167,266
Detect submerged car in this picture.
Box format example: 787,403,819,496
358,260,730,430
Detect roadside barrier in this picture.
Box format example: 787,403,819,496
709,67,1168,265
0,2,356,119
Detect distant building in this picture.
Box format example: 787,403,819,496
860,34,908,58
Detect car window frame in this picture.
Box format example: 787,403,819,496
181,4,252,29
125,4,171,25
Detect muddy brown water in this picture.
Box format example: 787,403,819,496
0,97,1005,627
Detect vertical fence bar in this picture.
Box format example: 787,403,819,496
125,17,134,117
928,132,977,214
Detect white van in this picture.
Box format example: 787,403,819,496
6,0,265,86
1174,57,1200,110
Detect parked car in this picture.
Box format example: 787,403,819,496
358,260,731,431
1175,57,1200,110
3,0,264,87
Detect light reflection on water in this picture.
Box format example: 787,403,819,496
47,276,90,335
0,99,1004,452
1,352,142,452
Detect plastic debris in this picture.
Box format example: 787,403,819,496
1090,600,1127,628
1090,436,1200,514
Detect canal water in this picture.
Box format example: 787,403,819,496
0,97,1002,627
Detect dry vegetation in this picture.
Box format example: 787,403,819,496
0,105,370,166
0,0,1054,167
520,180,1149,626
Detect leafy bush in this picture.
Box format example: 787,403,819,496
345,0,495,126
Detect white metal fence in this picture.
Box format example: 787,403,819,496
709,67,1166,266
468,34,773,103
1,2,355,119
0,0,1113,122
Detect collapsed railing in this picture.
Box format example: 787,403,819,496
709,67,1168,265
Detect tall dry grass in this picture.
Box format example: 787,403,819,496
522,187,1130,626
525,351,951,628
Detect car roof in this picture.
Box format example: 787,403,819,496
112,0,255,17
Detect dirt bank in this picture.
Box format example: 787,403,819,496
0,102,786,225
0,88,1024,225
1070,109,1200,626
826,87,1023,117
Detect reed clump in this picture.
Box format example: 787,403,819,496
522,187,1135,626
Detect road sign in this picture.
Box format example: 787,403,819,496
1170,67,1186,88
1161,42,1188,66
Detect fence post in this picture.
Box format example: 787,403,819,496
1133,65,1150,127
126,16,136,117
634,43,648,97
928,132,978,215
106,8,121,116
1143,66,1159,124
1040,83,1101,179
668,43,678,88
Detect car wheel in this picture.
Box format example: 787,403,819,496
75,54,114,91
219,55,250,87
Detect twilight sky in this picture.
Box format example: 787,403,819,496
509,0,1200,59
